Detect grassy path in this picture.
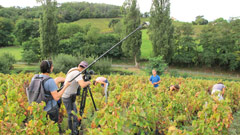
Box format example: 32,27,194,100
0,46,22,61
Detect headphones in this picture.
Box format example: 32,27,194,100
44,60,51,73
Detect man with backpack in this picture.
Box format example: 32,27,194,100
27,60,71,123
62,61,91,135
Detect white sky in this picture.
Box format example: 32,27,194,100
0,0,240,22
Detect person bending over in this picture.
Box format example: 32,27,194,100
93,77,110,103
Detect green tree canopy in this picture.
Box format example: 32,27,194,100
0,17,14,47
149,0,174,63
121,0,142,67
38,0,59,59
14,19,39,45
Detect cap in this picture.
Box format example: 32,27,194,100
79,61,88,68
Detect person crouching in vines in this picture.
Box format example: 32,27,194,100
93,76,110,103
208,82,226,101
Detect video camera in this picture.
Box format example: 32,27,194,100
83,70,94,81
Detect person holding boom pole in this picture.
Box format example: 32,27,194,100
61,61,91,135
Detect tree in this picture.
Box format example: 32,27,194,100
108,19,120,28
173,23,198,66
192,15,208,25
0,17,14,47
37,0,59,59
0,7,21,21
144,12,149,18
146,55,168,75
149,0,174,63
14,19,39,45
58,23,83,40
199,21,239,70
108,19,121,33
121,0,142,67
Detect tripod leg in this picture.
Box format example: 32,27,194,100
78,87,87,128
80,88,87,116
88,86,98,111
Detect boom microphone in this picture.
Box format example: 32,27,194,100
143,21,150,27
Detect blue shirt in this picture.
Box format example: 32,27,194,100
39,75,58,112
150,75,161,88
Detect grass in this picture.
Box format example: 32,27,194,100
72,17,151,33
12,63,39,73
111,67,147,75
73,18,115,33
0,46,22,61
141,29,152,59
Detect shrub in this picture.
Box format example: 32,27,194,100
53,54,79,74
22,50,39,64
182,72,189,78
53,54,112,74
146,56,168,75
22,38,41,64
86,57,112,74
0,53,16,73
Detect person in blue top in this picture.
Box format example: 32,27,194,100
38,60,71,123
149,69,161,88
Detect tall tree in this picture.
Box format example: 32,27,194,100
37,0,59,59
0,17,14,47
149,0,174,63
121,0,142,67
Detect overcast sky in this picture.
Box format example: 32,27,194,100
0,0,239,22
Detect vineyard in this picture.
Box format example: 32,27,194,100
1,73,240,134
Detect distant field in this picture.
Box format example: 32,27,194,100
73,18,115,33
141,29,152,59
72,18,204,58
72,17,151,33
0,46,22,61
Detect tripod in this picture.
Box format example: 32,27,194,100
79,85,97,118
75,86,97,133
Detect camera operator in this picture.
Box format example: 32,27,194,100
62,61,91,135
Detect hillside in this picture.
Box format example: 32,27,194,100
71,18,204,59
72,18,204,35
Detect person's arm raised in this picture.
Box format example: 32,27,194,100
51,81,71,101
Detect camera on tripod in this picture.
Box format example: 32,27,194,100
83,70,94,81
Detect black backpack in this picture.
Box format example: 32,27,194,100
26,74,54,104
